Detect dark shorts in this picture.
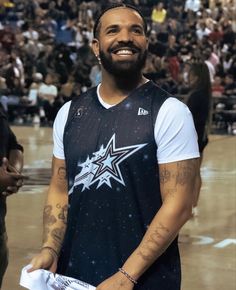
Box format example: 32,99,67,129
0,232,8,287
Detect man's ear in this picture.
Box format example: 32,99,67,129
92,39,99,58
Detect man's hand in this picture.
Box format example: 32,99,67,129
27,248,57,273
96,272,134,290
0,157,26,196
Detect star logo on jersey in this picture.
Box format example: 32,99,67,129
69,134,147,193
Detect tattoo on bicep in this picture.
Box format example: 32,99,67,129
160,167,171,184
58,167,66,180
137,223,170,261
176,160,195,186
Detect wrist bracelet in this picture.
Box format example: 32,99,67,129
118,268,138,285
41,246,58,259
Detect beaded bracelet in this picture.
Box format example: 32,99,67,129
118,268,138,285
41,246,59,260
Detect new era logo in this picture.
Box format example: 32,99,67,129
138,107,149,116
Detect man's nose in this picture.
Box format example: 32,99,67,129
118,29,133,43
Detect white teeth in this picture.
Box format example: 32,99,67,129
116,49,133,55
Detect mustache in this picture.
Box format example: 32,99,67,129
108,42,141,53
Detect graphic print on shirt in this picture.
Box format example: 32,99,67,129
69,134,147,194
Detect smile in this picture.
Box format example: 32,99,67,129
115,49,133,55
112,47,139,55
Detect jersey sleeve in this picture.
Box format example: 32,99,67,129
155,97,200,164
53,101,71,159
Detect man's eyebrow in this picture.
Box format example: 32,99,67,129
104,24,119,31
104,23,144,31
131,24,144,30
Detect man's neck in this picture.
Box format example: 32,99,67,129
99,73,148,105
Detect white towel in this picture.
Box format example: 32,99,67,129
20,265,96,290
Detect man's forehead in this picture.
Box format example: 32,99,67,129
100,7,144,28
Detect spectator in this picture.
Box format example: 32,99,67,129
212,75,225,97
151,2,167,31
186,62,212,216
185,0,201,13
224,74,236,97
0,105,25,289
38,71,58,123
196,21,212,41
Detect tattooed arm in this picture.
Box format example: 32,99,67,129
28,156,68,272
96,158,198,290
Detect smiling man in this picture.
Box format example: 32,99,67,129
93,6,148,80
28,3,200,290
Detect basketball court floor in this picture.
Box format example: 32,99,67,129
2,125,236,290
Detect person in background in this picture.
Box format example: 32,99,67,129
24,72,44,124
28,4,199,290
224,74,236,97
186,62,212,216
151,2,167,31
38,71,58,123
0,105,24,290
211,75,225,98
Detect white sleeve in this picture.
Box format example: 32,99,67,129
155,97,200,164
52,85,58,96
53,101,71,159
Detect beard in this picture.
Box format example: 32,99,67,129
99,48,147,79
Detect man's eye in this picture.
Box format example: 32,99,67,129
107,28,117,34
133,28,143,34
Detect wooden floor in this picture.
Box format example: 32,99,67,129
2,125,236,290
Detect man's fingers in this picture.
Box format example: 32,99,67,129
2,157,9,169
7,163,19,173
2,179,24,196
13,173,28,180
7,164,29,180
2,186,18,196
16,179,24,187
27,262,40,273
49,260,58,273
27,257,44,273
27,252,55,273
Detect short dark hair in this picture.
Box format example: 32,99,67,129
93,3,147,39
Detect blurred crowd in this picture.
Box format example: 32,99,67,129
0,0,235,128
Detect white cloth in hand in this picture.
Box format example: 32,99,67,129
20,265,96,290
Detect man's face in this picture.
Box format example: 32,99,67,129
92,7,148,78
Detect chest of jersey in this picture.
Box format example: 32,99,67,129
64,82,163,193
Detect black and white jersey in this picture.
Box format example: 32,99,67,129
57,81,182,289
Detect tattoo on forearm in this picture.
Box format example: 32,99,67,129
43,205,57,243
44,205,57,225
56,203,68,225
43,204,67,245
58,167,66,180
138,223,170,261
43,227,50,243
52,228,64,248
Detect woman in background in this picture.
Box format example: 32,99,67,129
187,62,212,216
